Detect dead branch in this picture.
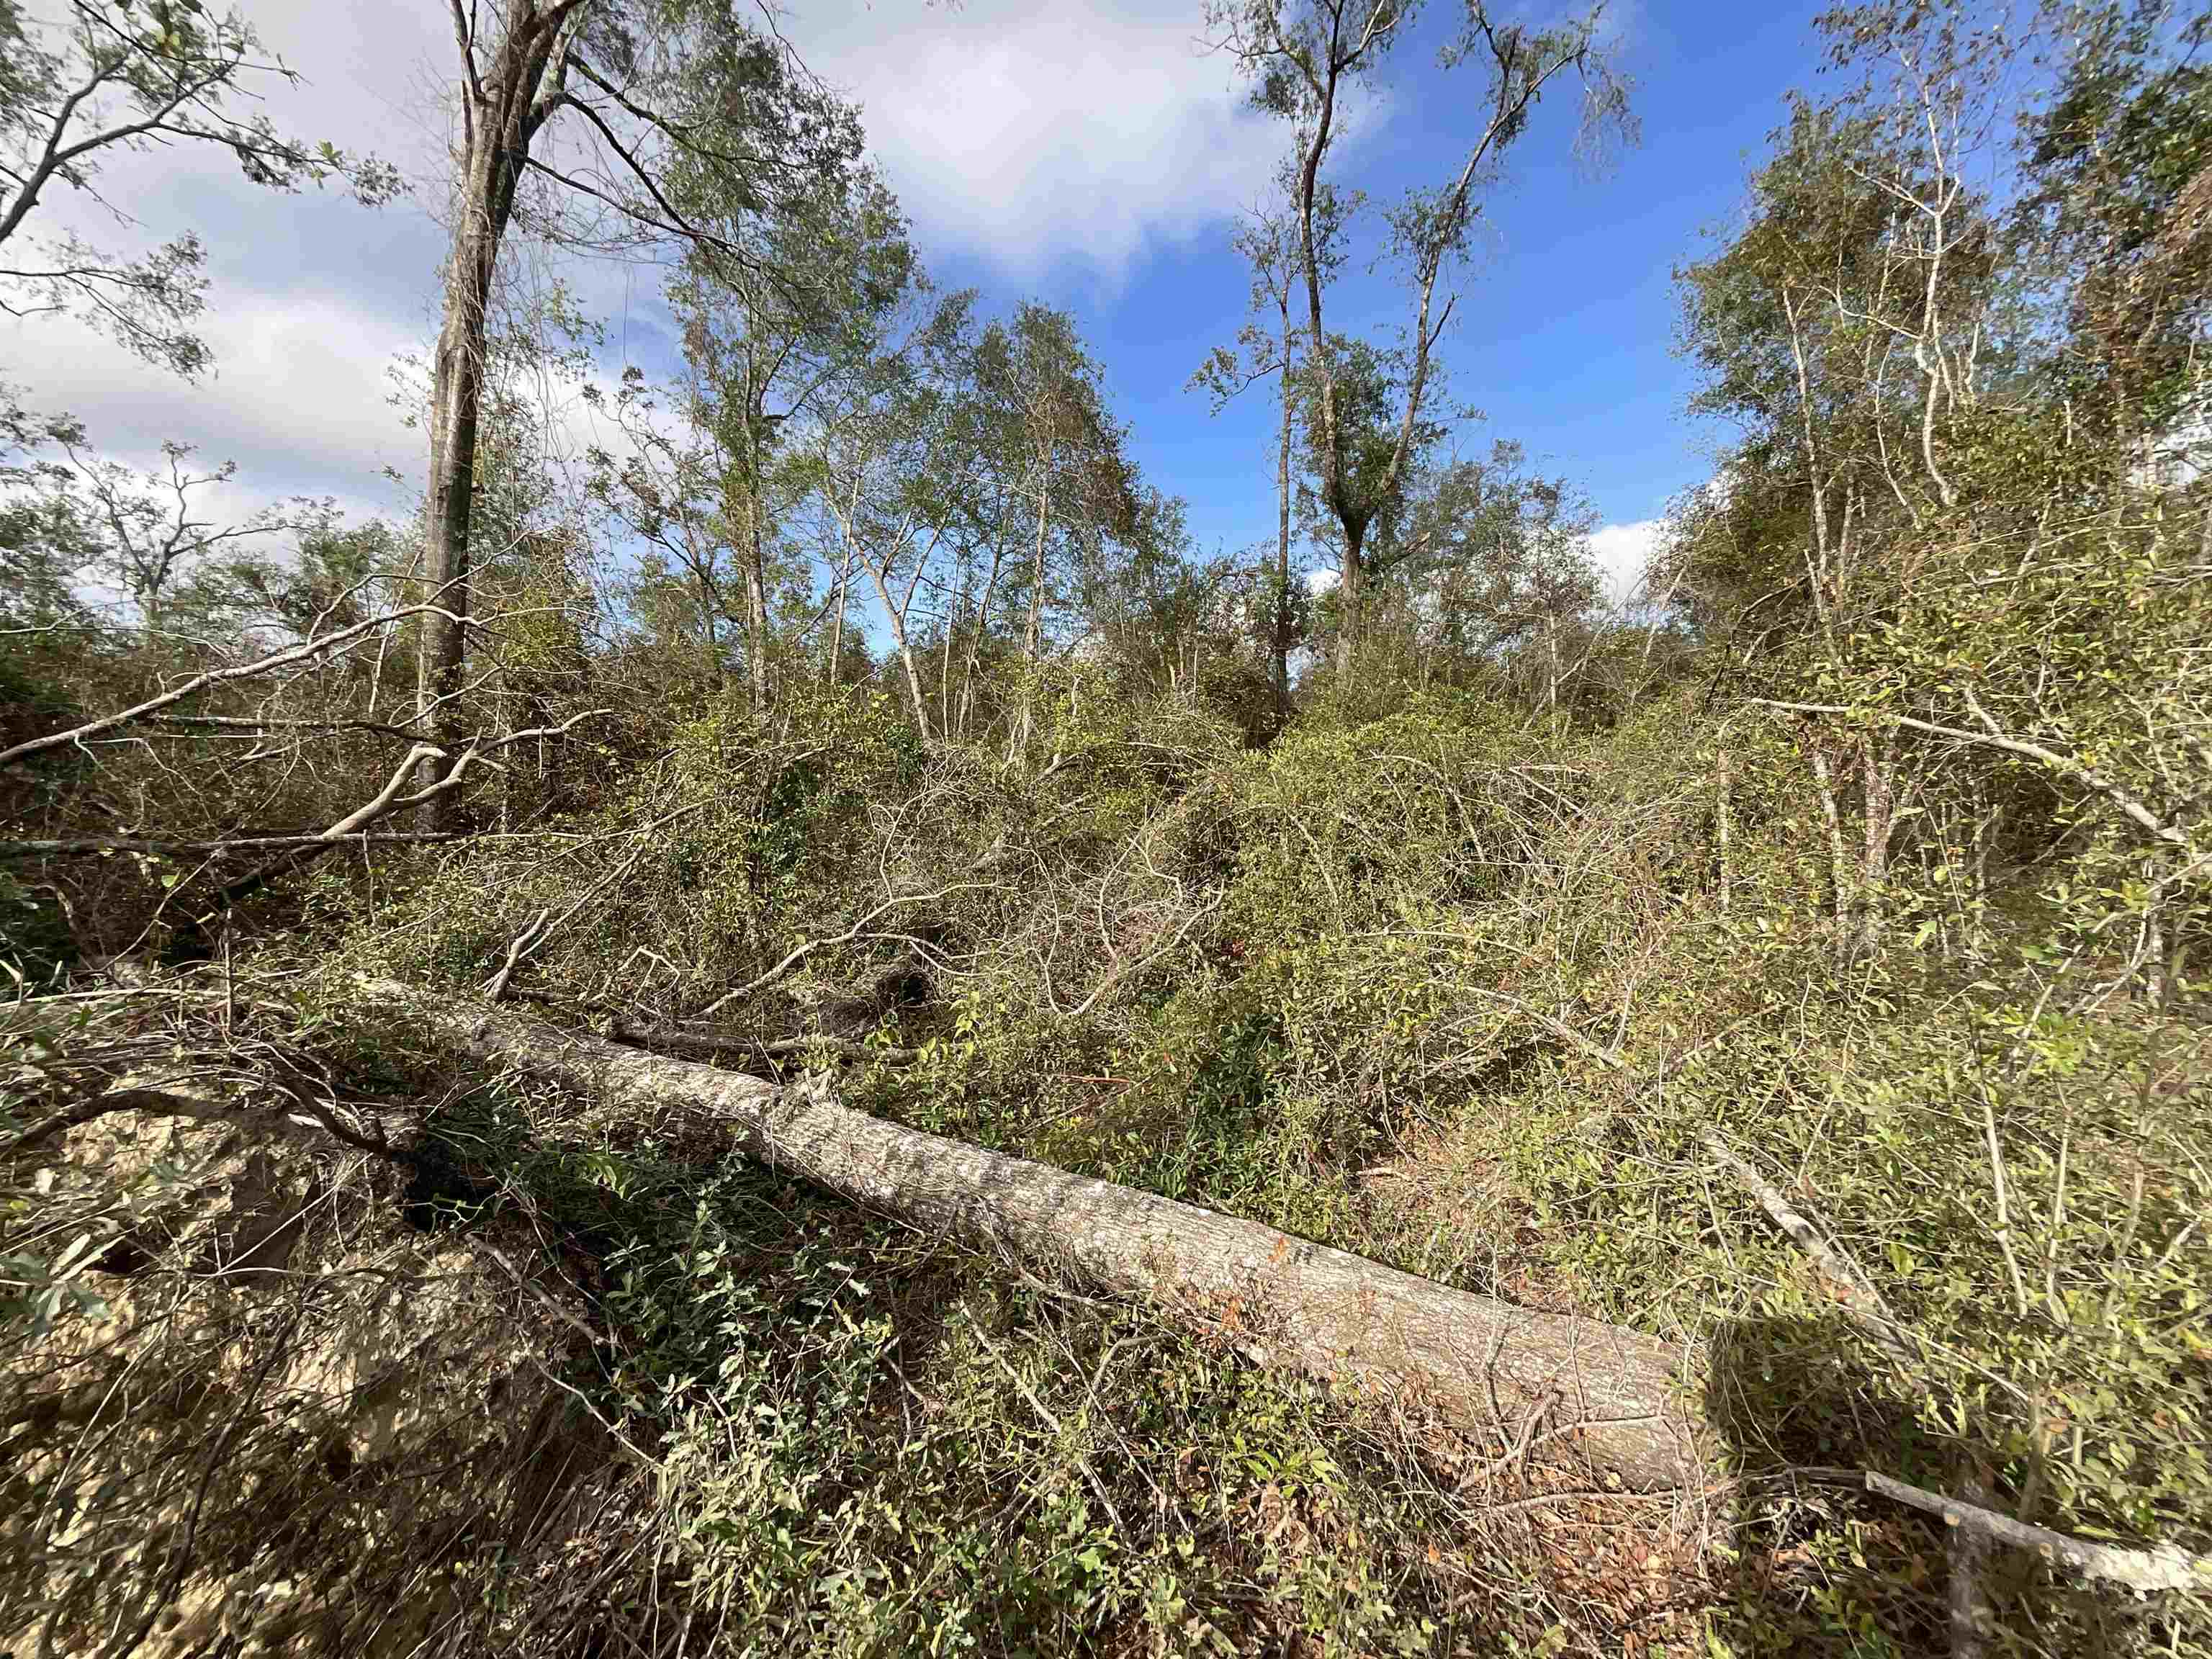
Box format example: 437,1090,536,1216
1863,1471,2211,1594
0,606,472,770
200,711,606,916
484,909,553,1003
605,1017,921,1067
696,884,998,1017
1,1083,412,1164
1703,1128,1917,1372
1753,697,2195,853
0,833,466,860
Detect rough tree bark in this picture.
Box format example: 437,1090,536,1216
367,983,1706,1488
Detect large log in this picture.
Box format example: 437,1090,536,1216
369,984,1707,1489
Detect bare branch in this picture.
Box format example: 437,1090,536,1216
1864,1473,2211,1594
0,606,469,770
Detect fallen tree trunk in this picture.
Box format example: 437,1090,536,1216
365,981,1706,1489
606,1017,923,1066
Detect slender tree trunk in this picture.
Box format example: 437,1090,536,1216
1810,745,1853,963
418,1,581,823
1716,743,1733,916
1013,464,1050,763
743,370,770,724
938,595,954,737
864,575,930,740
694,560,726,692
957,545,1005,742
1543,606,1560,736
825,541,852,688
827,485,932,740
1856,736,1899,958
890,629,930,737
1334,521,1363,684
1273,293,1294,729
745,517,768,719
419,248,495,813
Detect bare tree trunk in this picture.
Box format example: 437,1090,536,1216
957,544,1006,742
2141,854,2169,1010
1856,734,1899,958
1544,607,1560,736
1013,467,1050,763
418,236,494,815
1810,744,1854,963
1274,291,1294,728
1716,743,1733,916
825,540,852,688
831,495,934,742
418,1,585,824
1333,521,1365,685
938,595,954,737
877,599,930,740
368,983,1706,1489
738,360,770,724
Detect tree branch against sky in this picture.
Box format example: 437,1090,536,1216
1190,174,1348,727
0,0,398,377
1206,0,1634,680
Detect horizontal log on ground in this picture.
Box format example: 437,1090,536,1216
606,1017,922,1066
367,981,1707,1488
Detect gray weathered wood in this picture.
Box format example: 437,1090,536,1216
369,982,1706,1488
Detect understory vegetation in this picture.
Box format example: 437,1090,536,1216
3,0,2209,1655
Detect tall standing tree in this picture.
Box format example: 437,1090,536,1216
418,0,858,817
802,288,981,739
1678,52,2002,959
1209,0,1629,678
668,161,916,721
975,304,1135,765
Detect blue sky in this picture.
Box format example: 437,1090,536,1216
0,0,1845,604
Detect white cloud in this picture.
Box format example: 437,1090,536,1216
795,0,1283,280
3,294,423,503
0,2,677,535
1586,518,1663,609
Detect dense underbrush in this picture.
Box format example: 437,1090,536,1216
5,674,2208,1655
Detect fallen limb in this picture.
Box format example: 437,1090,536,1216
199,712,603,917
1,1083,411,1164
606,1017,922,1067
0,606,472,770
696,886,995,1017
366,981,1705,1489
1864,1472,2211,1595
1703,1129,1917,1372
484,909,552,1003
0,833,467,860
